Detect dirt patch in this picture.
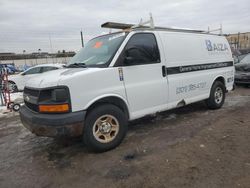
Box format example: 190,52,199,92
0,86,250,188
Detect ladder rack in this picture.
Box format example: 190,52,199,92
101,13,207,34
101,13,154,30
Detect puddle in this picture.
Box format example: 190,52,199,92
124,153,136,161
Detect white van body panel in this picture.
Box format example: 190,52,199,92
25,30,234,121
57,68,128,112
157,31,234,109
27,67,129,115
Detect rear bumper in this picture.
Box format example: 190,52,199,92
20,105,86,137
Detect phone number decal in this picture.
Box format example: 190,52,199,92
176,82,206,94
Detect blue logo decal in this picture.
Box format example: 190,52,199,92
205,40,213,51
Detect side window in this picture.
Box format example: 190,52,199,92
123,33,160,65
41,66,58,73
24,67,41,75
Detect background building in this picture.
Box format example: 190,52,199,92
226,32,250,51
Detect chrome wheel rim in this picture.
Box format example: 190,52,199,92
214,87,223,104
93,115,119,143
13,104,20,111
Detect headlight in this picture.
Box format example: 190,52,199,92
38,87,71,113
51,88,69,102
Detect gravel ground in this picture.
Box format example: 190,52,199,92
0,86,249,188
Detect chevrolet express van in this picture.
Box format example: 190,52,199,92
20,24,234,152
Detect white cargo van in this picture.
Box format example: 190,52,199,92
20,20,234,152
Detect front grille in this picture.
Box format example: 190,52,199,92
24,87,40,112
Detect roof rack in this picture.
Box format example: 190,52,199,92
101,22,134,30
132,13,155,29
101,13,207,34
147,26,206,33
101,13,155,30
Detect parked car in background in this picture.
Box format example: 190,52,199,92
235,53,250,87
0,63,18,74
8,64,64,92
234,53,249,64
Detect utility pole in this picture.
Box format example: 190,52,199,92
248,34,250,49
237,32,240,49
220,23,222,35
0,67,4,106
49,34,53,53
80,29,84,48
23,50,26,65
49,34,53,64
49,34,56,64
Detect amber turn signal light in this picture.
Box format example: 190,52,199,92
39,104,69,113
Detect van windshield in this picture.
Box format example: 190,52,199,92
67,32,127,68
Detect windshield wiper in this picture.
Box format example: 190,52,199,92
65,63,87,68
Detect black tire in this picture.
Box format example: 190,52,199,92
233,83,236,90
206,81,226,109
83,104,128,152
13,104,21,112
7,102,14,109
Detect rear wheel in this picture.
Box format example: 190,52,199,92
83,104,128,152
206,81,226,109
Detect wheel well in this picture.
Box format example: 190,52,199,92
86,96,129,119
214,76,225,86
7,80,18,90
8,80,15,84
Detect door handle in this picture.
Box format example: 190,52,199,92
162,66,166,77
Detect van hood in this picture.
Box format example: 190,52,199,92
25,68,97,88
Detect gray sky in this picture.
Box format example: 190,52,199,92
0,0,250,53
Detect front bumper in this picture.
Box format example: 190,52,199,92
20,105,86,137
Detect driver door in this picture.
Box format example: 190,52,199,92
119,33,168,119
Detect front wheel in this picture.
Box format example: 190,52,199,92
206,81,226,109
83,104,128,152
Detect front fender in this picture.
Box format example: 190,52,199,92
84,93,129,110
